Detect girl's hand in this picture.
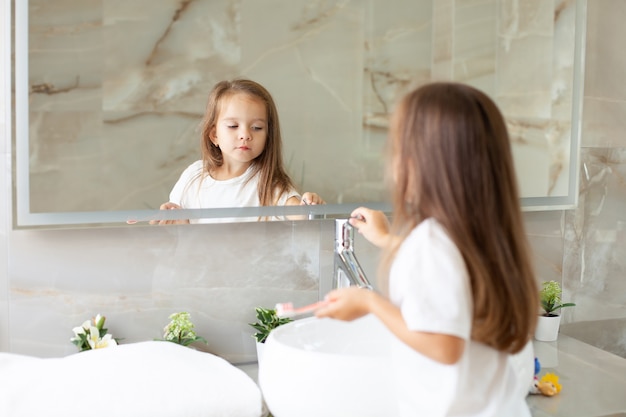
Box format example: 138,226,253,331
348,207,391,248
159,202,182,211
301,192,325,205
149,202,190,225
314,287,374,321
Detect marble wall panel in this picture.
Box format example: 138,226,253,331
8,220,321,361
562,148,626,323
524,210,565,285
431,0,453,79
561,0,626,334
581,0,626,148
497,0,575,198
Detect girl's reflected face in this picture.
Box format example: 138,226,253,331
212,93,268,167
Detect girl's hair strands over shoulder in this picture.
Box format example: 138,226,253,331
383,82,538,354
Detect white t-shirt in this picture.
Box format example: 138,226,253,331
169,160,300,223
389,218,533,417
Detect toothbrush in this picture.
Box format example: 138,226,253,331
275,301,328,318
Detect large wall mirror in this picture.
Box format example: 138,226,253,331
12,0,586,228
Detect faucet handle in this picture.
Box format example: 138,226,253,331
333,218,373,291
335,218,354,249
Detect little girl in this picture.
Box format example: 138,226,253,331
316,82,538,416
155,79,323,224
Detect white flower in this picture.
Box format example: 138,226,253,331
85,326,118,349
70,314,118,351
72,326,86,336
87,326,101,350
93,314,105,329
94,334,118,349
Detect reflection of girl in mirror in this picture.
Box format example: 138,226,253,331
315,82,538,416
153,79,323,224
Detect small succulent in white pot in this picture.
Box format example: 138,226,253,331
535,281,575,342
539,281,576,317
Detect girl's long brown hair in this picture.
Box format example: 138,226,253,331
199,79,296,206
384,82,538,354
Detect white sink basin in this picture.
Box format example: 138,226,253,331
258,314,399,417
259,313,536,417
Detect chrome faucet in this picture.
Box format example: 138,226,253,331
333,219,373,290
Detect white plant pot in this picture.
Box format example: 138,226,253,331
256,342,265,366
535,315,561,342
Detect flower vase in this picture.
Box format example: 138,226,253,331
535,315,561,342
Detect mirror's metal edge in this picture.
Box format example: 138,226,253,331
14,0,30,228
13,203,393,228
568,0,587,210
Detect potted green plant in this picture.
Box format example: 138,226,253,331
249,307,292,364
160,312,207,347
535,281,576,341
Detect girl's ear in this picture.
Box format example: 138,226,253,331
209,126,217,144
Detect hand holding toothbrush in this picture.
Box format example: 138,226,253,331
314,287,377,322
275,301,330,318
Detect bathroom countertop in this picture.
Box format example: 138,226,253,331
527,334,626,417
238,333,626,417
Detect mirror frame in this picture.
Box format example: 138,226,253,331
12,0,586,228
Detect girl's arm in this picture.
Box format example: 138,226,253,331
315,288,465,365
